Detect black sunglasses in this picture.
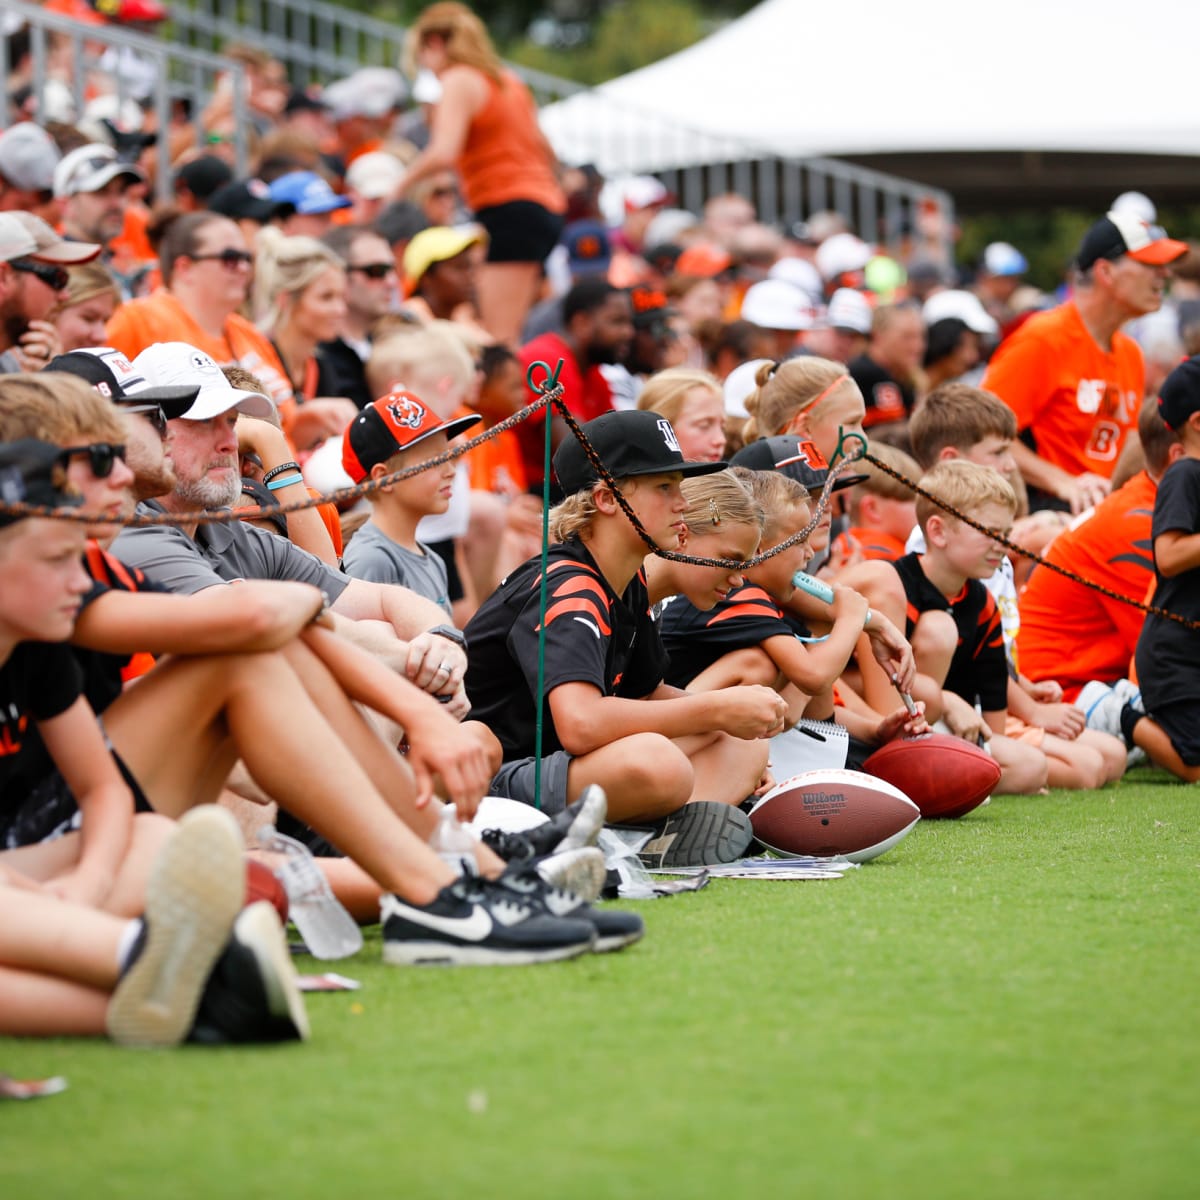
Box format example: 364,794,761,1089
60,442,127,478
349,262,395,279
9,258,69,291
189,248,253,269
122,403,168,438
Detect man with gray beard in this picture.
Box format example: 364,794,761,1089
110,341,472,707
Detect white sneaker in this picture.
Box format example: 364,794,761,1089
1075,681,1124,738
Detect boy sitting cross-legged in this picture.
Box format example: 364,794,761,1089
463,410,788,868
887,460,1049,794
904,384,1125,789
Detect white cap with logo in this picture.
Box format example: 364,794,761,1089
132,342,275,421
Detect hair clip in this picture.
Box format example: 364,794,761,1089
709,497,721,525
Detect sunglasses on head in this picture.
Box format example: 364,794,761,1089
189,248,253,269
349,262,395,280
59,442,127,479
9,258,69,291
123,403,168,438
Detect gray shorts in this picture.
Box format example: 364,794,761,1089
488,751,573,816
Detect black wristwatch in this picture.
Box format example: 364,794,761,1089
428,623,466,650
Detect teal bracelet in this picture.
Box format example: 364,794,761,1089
265,473,303,492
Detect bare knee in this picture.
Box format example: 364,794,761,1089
841,559,904,612
996,742,1048,794
130,812,177,854
912,611,957,678
591,733,692,818
694,646,780,690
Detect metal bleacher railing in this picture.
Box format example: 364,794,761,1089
165,0,953,244
2,0,249,201
5,0,953,245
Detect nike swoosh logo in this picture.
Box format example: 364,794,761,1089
407,903,493,942
573,616,601,638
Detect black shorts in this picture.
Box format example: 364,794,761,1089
1145,699,1200,767
0,750,151,850
474,200,565,264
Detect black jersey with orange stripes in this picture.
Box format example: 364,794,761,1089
463,538,669,760
78,540,164,717
893,552,1008,712
658,583,798,688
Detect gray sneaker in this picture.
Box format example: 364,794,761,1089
536,845,606,902
637,802,754,869
107,807,245,1047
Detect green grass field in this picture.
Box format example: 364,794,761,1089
3,770,1199,1199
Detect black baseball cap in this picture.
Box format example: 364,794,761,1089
208,178,291,223
45,347,199,416
0,439,83,528
1076,210,1188,272
1157,355,1200,431
730,435,867,493
284,88,330,116
553,409,726,495
628,284,675,331
174,155,234,202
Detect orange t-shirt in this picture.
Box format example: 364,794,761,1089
107,290,293,411
982,301,1143,479
1016,469,1156,700
455,68,565,216
466,426,528,496
831,525,907,563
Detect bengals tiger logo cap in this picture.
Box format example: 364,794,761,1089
342,388,481,482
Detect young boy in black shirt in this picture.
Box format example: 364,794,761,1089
465,410,788,867
887,459,1049,794
1127,358,1200,778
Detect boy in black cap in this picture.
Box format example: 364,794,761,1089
1109,356,1200,779
464,409,788,867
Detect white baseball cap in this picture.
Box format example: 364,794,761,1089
823,287,873,334
815,232,872,280
0,211,100,265
767,256,823,304
345,151,406,201
723,357,772,419
741,279,815,332
922,289,998,336
132,342,275,420
1111,191,1157,225
53,143,144,200
0,122,61,192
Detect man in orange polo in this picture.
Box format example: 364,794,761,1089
984,210,1186,513
1016,398,1183,701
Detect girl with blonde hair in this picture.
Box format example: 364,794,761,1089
53,262,121,353
742,356,867,465
398,2,566,344
252,227,354,450
637,368,727,463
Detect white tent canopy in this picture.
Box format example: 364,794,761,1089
541,0,1200,174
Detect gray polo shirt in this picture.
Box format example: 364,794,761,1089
342,520,451,617
111,499,351,600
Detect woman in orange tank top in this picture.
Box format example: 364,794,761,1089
400,3,566,345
